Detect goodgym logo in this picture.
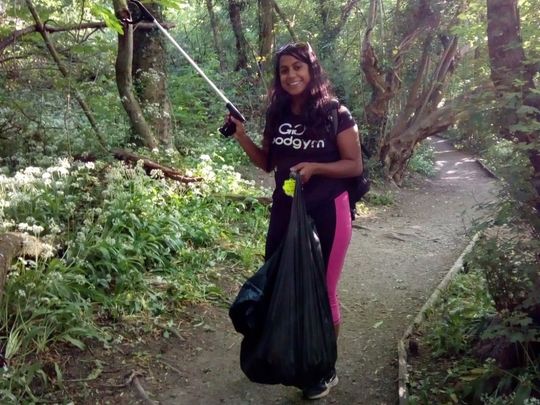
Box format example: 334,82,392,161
278,123,306,136
273,122,325,150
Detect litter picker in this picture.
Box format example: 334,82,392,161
125,0,245,137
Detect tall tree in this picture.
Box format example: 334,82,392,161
113,0,157,149
486,0,540,217
206,0,227,72
361,0,465,183
132,2,173,148
380,34,462,183
258,0,274,73
361,0,439,157
228,0,249,71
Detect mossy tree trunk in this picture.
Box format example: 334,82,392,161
132,2,173,148
486,0,540,218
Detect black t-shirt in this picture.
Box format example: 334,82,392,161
266,105,356,210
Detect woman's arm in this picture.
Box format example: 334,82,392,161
291,125,363,183
229,115,271,172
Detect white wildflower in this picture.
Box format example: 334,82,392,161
23,166,41,176
41,243,55,259
49,222,61,234
30,225,44,235
58,158,71,169
74,274,87,285
150,169,164,178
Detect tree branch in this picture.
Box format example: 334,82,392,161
272,0,297,42
24,0,107,149
0,21,165,55
112,149,202,183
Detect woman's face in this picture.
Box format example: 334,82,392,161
279,54,311,97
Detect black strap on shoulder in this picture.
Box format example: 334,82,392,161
323,98,340,137
331,106,338,137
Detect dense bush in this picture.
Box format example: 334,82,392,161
0,150,269,401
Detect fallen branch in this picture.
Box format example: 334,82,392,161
154,322,186,341
112,148,202,183
217,194,272,205
132,374,158,405
158,359,184,376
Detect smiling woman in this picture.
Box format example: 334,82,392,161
226,41,364,400
279,54,311,100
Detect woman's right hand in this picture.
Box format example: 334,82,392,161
227,114,246,140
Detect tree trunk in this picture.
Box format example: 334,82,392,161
384,104,461,183
228,0,249,71
115,23,158,149
380,35,460,183
132,2,173,148
360,0,440,158
258,0,274,73
205,0,227,72
113,0,157,149
486,0,540,215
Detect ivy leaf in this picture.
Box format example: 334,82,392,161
90,4,124,34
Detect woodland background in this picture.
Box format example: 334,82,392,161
0,0,539,402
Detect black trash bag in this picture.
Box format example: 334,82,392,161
228,249,281,336
229,173,337,389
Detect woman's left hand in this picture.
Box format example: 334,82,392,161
290,162,318,183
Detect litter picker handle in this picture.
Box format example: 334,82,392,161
126,0,246,138
219,102,246,137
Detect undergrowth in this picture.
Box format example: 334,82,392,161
0,146,269,402
408,234,540,404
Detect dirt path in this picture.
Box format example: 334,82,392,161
112,137,497,405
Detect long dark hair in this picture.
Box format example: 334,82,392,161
264,42,334,141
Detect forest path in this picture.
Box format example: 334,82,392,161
112,137,497,405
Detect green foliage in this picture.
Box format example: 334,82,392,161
424,270,495,357
408,266,540,403
0,159,105,240
409,232,540,403
90,4,123,34
467,229,539,315
408,142,436,177
363,191,394,206
0,146,269,401
0,257,103,402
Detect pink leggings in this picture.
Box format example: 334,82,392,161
265,192,353,325
324,192,352,325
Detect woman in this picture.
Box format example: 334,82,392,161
228,42,363,400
